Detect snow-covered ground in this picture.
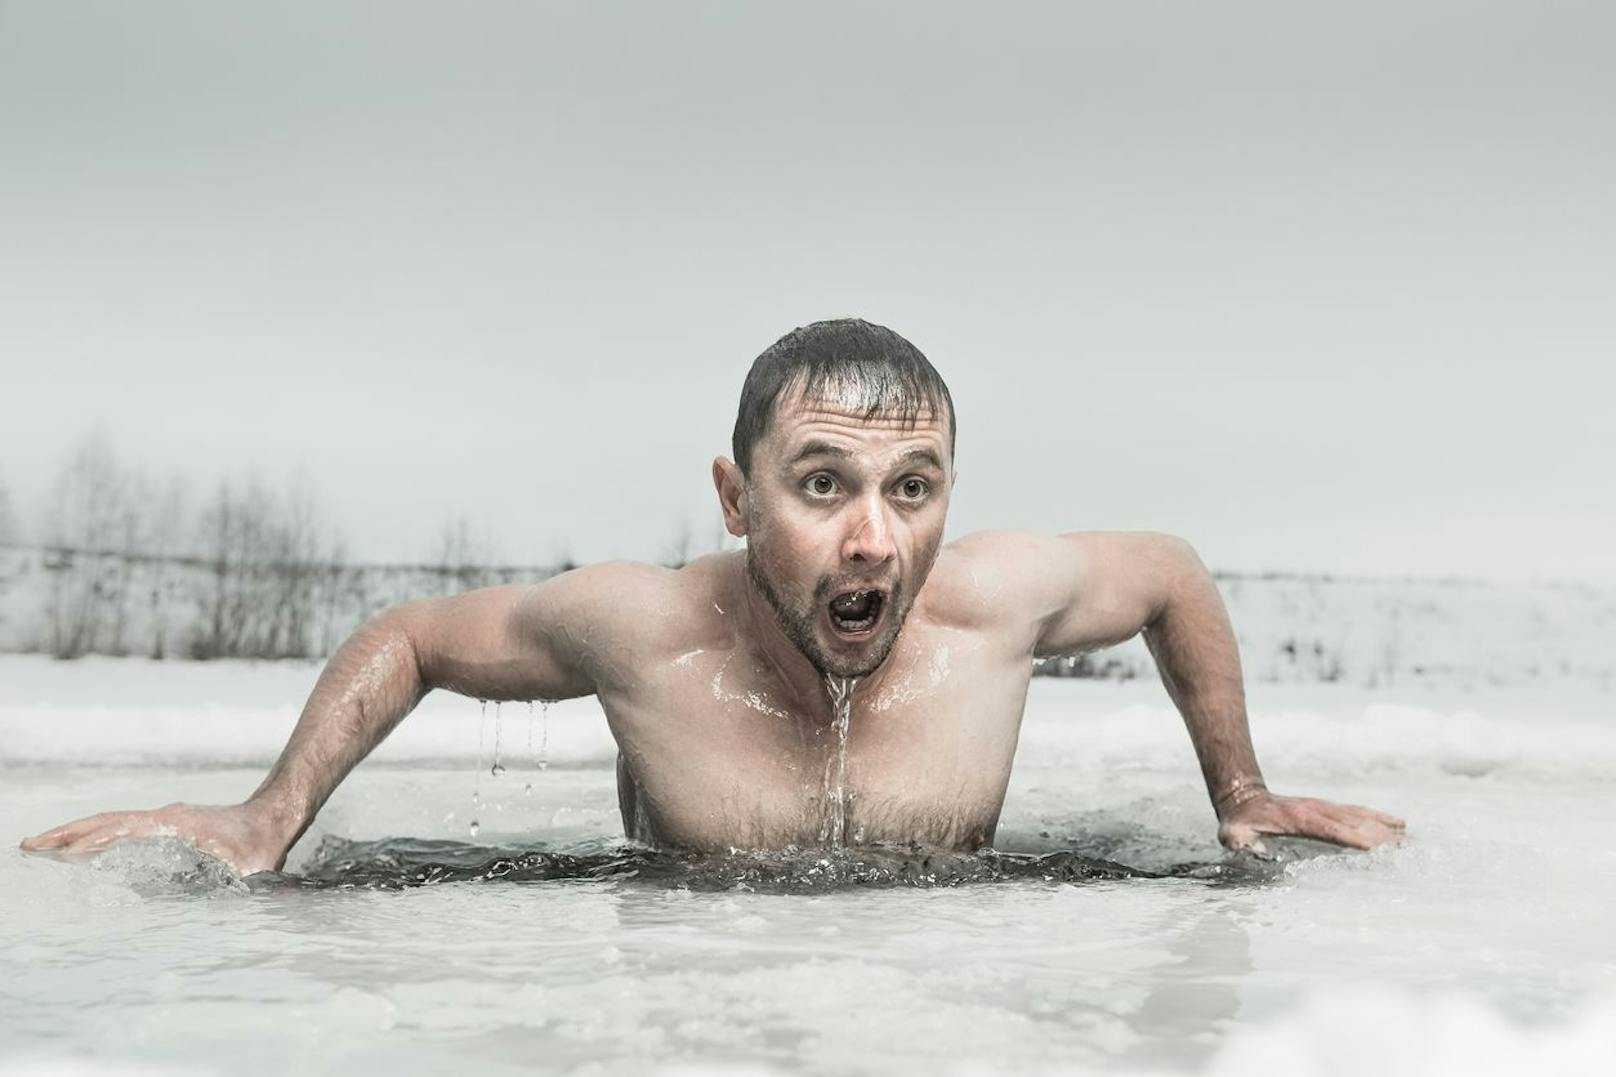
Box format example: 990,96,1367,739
2,655,1613,1075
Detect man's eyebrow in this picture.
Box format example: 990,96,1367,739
788,441,853,464
896,447,946,471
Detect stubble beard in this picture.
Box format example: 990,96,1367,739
745,550,905,680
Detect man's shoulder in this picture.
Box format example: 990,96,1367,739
923,530,1080,632
937,528,1082,580
540,551,733,594
537,552,736,644
943,528,1069,563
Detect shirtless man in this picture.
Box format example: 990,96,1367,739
21,318,1404,874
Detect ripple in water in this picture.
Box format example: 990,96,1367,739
252,835,1281,893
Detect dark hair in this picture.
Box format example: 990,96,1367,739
731,318,956,475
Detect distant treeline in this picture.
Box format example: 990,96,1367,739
0,433,571,660
1,544,564,661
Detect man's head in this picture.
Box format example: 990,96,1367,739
714,318,956,679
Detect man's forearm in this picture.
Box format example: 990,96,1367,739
245,611,429,848
1141,546,1266,817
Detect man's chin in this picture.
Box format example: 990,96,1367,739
817,656,884,680
811,628,900,680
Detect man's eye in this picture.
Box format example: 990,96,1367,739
898,478,929,500
806,474,836,496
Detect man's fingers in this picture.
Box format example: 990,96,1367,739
20,812,120,851
64,828,138,856
1303,809,1405,850
1309,801,1407,841
21,812,169,856
1327,801,1407,830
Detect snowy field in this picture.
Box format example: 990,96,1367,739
2,655,1614,1075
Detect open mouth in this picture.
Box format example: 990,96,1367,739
827,588,887,637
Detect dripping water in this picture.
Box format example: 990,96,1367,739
524,700,550,796
490,701,506,778
820,676,858,849
470,699,486,838
523,700,534,796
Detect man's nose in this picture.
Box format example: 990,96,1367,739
842,496,897,565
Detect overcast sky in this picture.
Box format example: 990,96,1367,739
2,1,1611,584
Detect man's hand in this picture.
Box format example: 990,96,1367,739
1217,791,1406,855
19,800,293,877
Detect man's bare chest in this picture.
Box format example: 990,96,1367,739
597,632,1034,851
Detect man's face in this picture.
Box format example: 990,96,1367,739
728,389,953,679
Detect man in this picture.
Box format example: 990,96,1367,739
22,318,1404,874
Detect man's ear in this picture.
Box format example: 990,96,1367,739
712,457,749,537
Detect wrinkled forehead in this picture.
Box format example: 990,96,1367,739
761,381,952,461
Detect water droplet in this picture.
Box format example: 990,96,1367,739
473,698,488,814
491,701,504,778
539,700,550,771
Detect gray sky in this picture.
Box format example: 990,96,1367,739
2,1,1612,583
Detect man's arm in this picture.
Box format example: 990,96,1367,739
1030,530,1405,854
20,564,630,875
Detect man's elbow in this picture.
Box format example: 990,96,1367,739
340,602,433,688
1157,533,1206,574
1147,533,1213,622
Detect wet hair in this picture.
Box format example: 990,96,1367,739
731,318,956,475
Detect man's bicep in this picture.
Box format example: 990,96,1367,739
399,565,630,701
1034,531,1192,657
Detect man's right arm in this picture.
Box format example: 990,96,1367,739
19,565,633,875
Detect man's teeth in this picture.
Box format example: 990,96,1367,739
830,590,882,628
831,591,872,614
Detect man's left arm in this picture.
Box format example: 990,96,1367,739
1031,530,1405,854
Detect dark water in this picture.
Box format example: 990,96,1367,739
250,835,1281,893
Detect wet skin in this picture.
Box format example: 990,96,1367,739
21,393,1405,873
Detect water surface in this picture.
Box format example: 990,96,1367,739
3,660,1614,1075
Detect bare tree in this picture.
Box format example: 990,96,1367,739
43,433,128,658
191,475,344,659
105,467,158,656
194,478,274,658
142,476,191,659
430,514,499,594
317,532,353,657
264,476,326,658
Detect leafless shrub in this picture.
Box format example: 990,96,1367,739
140,477,191,659
190,476,343,659
430,515,500,594
43,434,127,659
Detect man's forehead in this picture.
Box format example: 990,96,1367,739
765,391,950,457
